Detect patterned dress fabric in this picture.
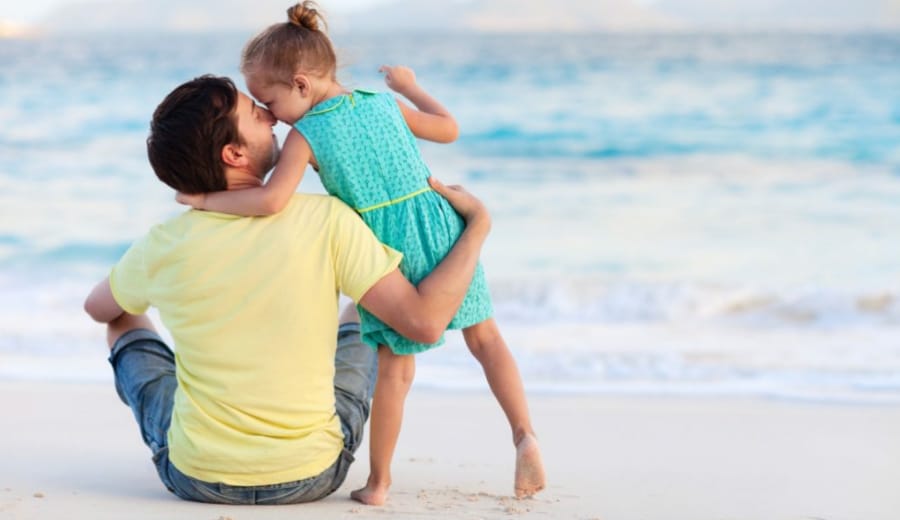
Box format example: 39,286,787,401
294,90,493,354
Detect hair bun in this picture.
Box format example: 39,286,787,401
287,1,323,31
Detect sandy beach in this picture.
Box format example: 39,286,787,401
1,380,898,520
5,26,900,520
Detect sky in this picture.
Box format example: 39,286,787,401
2,0,898,30
0,0,382,25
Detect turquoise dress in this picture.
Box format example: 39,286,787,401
294,89,493,355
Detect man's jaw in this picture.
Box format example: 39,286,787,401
268,136,282,173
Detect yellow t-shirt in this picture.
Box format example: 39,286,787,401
109,194,401,485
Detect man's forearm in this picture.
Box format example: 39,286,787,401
358,208,490,344
403,180,492,338
414,214,490,326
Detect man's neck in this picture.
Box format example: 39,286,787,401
225,169,265,190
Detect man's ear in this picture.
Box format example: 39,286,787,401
292,74,312,98
221,143,247,168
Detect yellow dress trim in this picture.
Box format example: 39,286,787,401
306,89,377,117
305,95,347,117
357,187,433,214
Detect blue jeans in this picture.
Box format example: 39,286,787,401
108,323,376,504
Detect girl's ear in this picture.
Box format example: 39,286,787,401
221,143,246,168
292,74,312,97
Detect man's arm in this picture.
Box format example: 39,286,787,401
84,277,126,323
358,177,491,344
84,277,157,349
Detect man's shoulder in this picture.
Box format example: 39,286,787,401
284,193,357,219
158,195,352,224
143,209,212,239
284,194,378,244
138,195,360,244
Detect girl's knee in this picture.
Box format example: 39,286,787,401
463,320,503,355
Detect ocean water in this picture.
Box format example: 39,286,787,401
1,32,899,403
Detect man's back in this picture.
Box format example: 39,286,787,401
109,194,401,485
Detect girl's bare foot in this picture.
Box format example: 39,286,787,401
514,433,546,498
350,480,390,506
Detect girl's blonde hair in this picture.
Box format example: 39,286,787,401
241,2,337,85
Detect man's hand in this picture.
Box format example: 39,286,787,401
379,65,417,95
175,191,207,209
428,177,491,234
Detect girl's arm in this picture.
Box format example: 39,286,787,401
380,65,459,144
184,129,312,216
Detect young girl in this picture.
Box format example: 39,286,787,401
179,2,545,505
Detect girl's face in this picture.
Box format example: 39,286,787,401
245,74,310,125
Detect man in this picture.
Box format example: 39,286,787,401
83,75,491,504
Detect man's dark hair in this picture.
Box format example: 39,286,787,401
147,75,242,194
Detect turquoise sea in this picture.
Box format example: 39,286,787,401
1,32,899,402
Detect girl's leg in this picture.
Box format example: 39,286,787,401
350,345,415,506
463,318,546,498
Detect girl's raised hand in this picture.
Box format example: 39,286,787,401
379,65,417,94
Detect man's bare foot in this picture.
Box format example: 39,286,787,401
514,433,546,498
350,482,389,506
